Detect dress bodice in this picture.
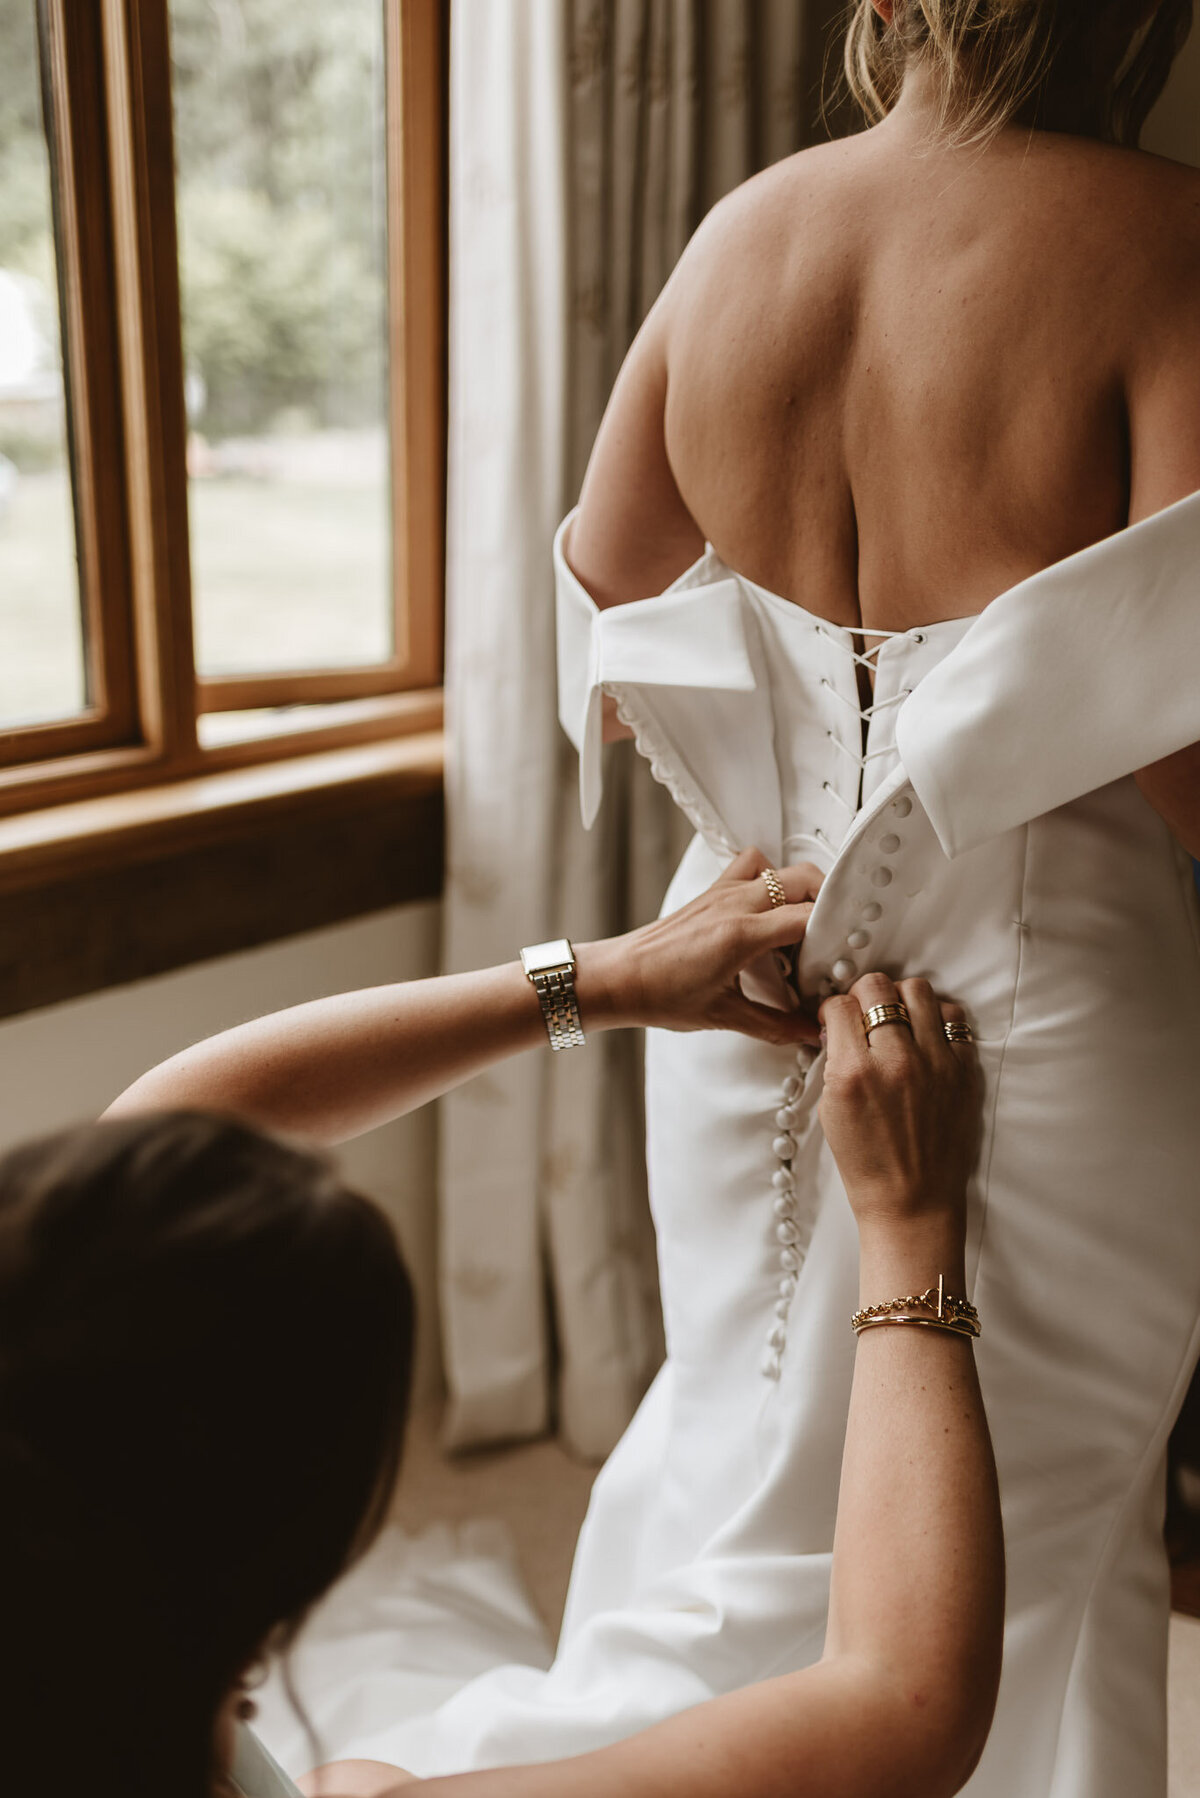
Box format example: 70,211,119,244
732,580,976,865
555,488,1200,878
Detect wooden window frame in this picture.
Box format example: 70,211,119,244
0,0,446,1019
0,0,139,775
0,0,446,820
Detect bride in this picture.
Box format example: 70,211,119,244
333,2,1200,1795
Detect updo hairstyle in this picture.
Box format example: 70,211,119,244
842,0,1194,144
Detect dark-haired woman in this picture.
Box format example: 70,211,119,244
412,2,1200,1794
2,851,997,1798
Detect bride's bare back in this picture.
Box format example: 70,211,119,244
570,102,1200,635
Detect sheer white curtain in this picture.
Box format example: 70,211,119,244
439,0,826,1458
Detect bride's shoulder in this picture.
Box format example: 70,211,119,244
684,138,860,245
663,140,860,313
1127,148,1200,264
1015,133,1200,261
1082,143,1200,336
668,129,1200,315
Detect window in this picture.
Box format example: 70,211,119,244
0,0,139,777
0,0,444,817
0,0,86,730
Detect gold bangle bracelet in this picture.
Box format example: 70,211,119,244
853,1313,979,1341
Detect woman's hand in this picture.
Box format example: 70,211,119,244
819,972,981,1234
577,847,823,1045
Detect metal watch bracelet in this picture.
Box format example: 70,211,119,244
520,938,586,1051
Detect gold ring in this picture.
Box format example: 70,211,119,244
943,1021,973,1043
760,867,787,910
861,1002,912,1037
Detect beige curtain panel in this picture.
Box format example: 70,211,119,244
439,0,839,1459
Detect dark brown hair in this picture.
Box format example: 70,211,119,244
842,0,1193,145
0,1112,414,1798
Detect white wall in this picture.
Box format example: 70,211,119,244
0,900,444,1394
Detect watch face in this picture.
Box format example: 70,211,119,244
521,938,574,977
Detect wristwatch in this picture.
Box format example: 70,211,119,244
520,938,586,1051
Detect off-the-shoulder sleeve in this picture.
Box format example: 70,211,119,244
554,512,783,859
897,488,1200,859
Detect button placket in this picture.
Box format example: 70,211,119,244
823,788,915,993
762,1047,820,1381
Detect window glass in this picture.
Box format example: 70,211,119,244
169,0,392,678
0,0,86,728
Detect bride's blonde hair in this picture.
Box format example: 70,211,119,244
842,0,1193,145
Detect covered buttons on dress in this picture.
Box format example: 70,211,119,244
762,1046,820,1381
819,786,918,996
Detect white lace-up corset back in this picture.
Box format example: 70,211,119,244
816,623,925,829
734,580,977,870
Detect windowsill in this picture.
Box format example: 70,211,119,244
0,688,444,812
0,731,445,1019
0,730,445,892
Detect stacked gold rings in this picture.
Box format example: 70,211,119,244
860,1003,975,1046
760,867,787,909
861,1002,911,1036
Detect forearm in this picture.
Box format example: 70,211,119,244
105,949,622,1142
823,1213,1002,1780
103,856,824,1139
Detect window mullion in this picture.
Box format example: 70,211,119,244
41,0,139,746
387,0,446,692
100,0,198,770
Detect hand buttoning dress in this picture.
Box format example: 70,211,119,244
339,490,1200,1798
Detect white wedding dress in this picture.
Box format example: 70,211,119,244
281,491,1200,1797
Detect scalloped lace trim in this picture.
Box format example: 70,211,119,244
609,686,737,856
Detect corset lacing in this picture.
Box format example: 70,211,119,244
810,622,926,848
762,621,925,1382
